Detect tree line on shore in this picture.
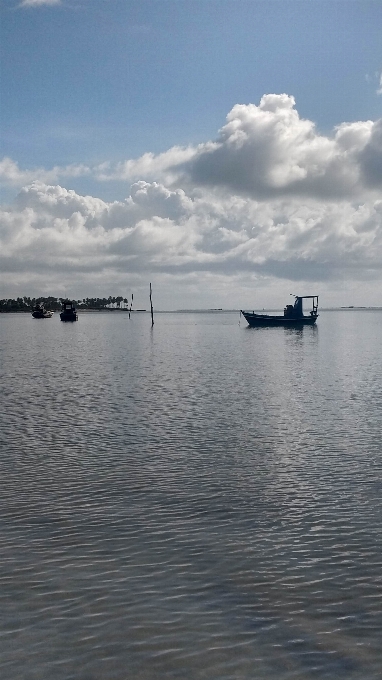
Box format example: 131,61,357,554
0,296,130,313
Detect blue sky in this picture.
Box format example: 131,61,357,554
1,0,382,308
2,0,381,191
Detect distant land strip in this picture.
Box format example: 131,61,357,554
1,297,382,313
0,296,131,313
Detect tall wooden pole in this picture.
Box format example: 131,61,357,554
149,283,154,326
129,292,133,319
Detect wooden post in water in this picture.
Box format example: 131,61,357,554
149,283,154,326
129,292,133,319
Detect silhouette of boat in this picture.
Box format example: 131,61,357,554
31,303,54,319
241,295,319,327
60,300,78,322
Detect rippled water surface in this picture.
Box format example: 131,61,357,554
1,310,382,679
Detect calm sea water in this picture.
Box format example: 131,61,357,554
1,309,382,680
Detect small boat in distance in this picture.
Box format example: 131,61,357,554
60,300,78,322
241,295,319,327
31,303,54,319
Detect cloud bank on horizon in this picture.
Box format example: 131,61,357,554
1,95,382,307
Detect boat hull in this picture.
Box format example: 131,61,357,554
241,311,317,327
32,310,53,319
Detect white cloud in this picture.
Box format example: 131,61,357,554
1,177,382,305
100,94,378,201
3,95,380,200
0,157,90,187
377,71,382,95
20,0,61,7
94,146,196,185
1,95,382,306
181,95,380,199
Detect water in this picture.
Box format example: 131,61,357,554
1,309,382,679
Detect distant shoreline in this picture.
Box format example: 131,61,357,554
2,307,382,314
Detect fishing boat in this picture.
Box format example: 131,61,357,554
241,295,319,327
31,303,54,319
60,300,78,322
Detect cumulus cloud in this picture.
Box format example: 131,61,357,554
94,147,196,185
0,157,90,187
377,71,382,95
89,95,382,199
179,95,380,199
1,95,382,306
358,119,382,188
1,177,382,304
3,95,381,201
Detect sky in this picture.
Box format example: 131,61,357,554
1,0,382,310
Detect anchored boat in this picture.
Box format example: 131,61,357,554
31,303,54,319
60,300,78,322
241,295,319,327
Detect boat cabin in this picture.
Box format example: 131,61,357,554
284,295,319,320
60,300,78,322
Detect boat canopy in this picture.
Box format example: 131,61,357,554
285,295,319,319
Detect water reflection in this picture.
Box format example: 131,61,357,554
0,311,381,679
